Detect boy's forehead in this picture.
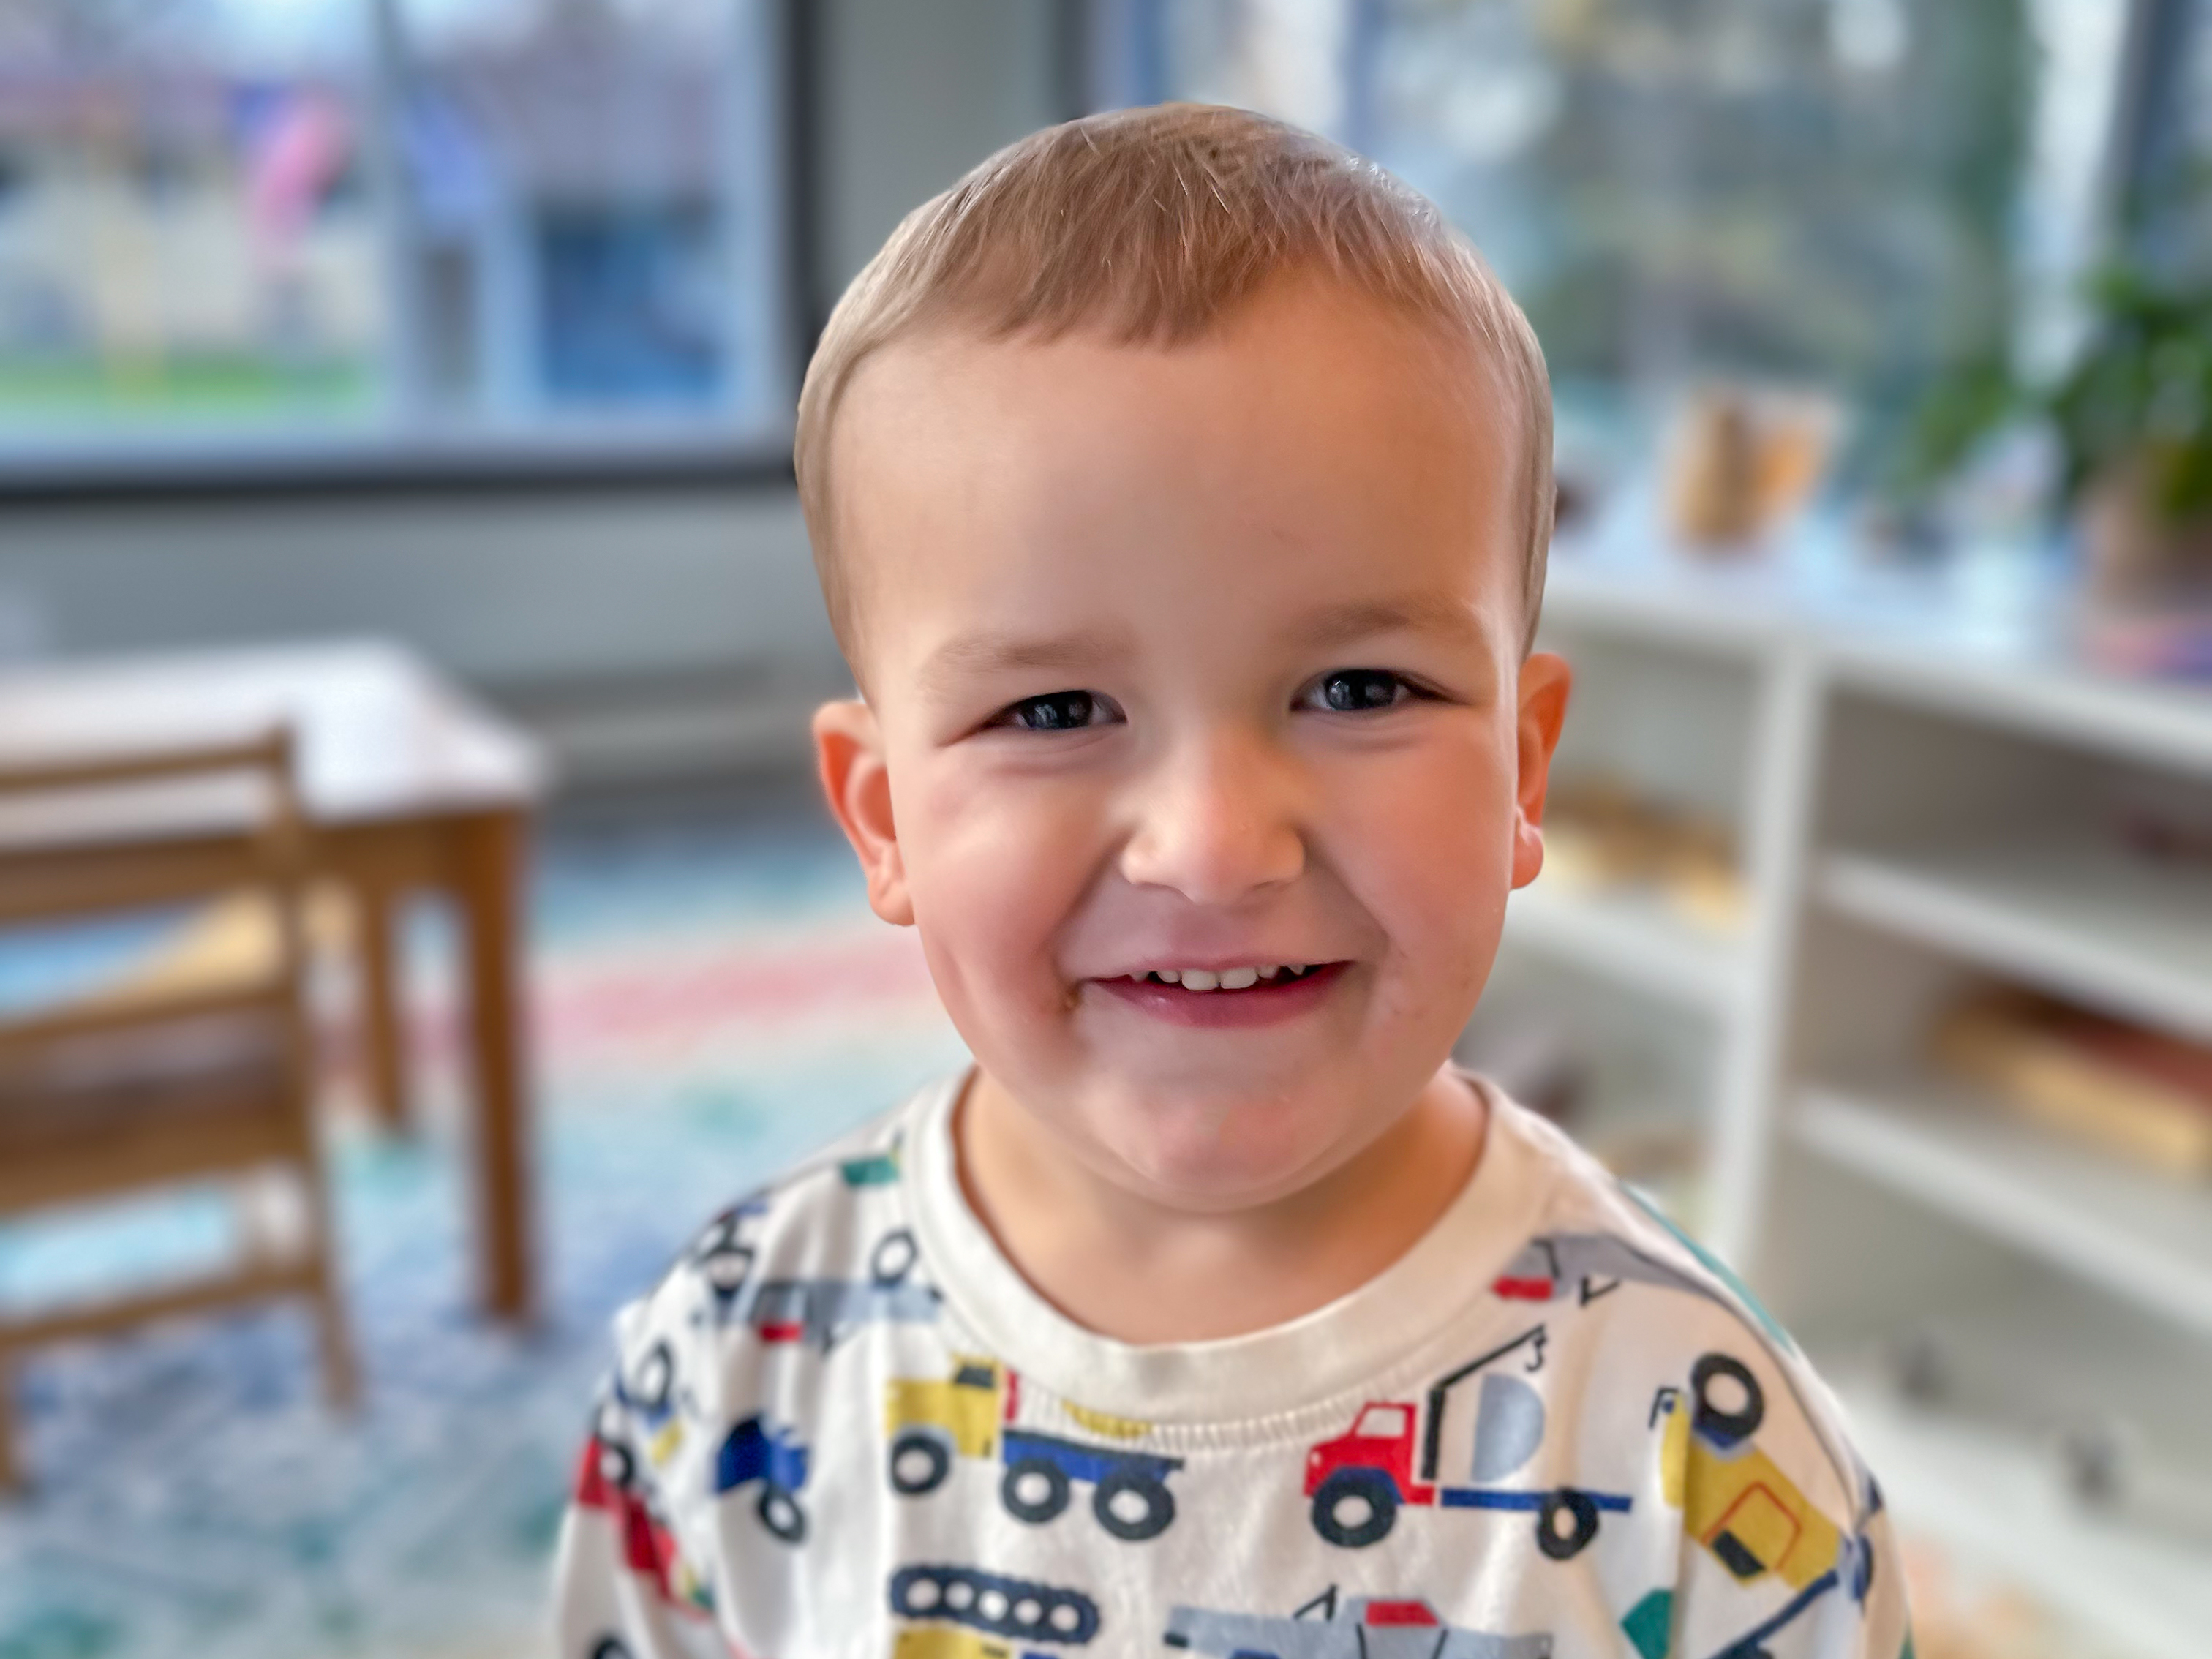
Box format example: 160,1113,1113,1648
830,282,1522,674
838,277,1505,484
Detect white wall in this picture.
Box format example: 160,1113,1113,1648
0,0,1066,775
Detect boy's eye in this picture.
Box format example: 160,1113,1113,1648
992,689,1120,731
1301,669,1419,713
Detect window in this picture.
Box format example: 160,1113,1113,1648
0,0,789,478
1132,0,2129,485
1354,1403,1410,1439
2137,0,2212,280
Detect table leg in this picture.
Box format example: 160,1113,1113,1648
357,881,410,1132
452,809,535,1323
0,1352,20,1492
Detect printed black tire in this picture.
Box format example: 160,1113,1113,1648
887,1565,1101,1644
1536,1488,1600,1560
1001,1456,1072,1523
889,1430,952,1496
871,1227,919,1287
630,1340,674,1413
1311,1469,1398,1549
697,1239,753,1296
756,1484,806,1544
1091,1470,1175,1541
1691,1353,1764,1445
592,1639,634,1659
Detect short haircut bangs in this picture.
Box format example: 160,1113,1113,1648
795,102,1553,661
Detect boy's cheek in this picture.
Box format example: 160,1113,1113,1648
904,774,1110,1000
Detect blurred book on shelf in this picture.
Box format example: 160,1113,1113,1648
1540,776,1747,936
1930,989,2212,1179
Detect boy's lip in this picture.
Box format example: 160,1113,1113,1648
1087,960,1350,1028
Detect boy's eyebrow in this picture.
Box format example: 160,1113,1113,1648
1290,595,1494,655
917,625,1134,693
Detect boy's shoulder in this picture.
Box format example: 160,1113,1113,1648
617,1078,947,1365
1494,1088,1878,1525
1494,1090,1800,1354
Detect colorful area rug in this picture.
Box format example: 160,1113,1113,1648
0,800,968,1659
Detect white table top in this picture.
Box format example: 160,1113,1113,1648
0,639,549,826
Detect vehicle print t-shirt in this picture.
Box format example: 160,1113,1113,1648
552,1072,1913,1659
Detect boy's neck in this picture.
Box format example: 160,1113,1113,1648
954,1066,1489,1346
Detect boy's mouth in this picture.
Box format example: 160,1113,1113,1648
1091,960,1350,1027
1133,963,1325,991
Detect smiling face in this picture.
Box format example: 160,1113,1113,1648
813,275,1570,1214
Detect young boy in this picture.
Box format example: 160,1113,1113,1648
554,105,1909,1659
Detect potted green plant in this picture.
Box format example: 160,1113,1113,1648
1900,265,2212,606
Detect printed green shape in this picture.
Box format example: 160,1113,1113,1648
1622,1589,1673,1659
840,1151,900,1186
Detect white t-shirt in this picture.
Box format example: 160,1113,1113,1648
553,1072,1912,1659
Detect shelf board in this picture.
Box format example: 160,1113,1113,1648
1823,1361,2212,1659
1816,842,2212,1043
1824,637,2212,782
1503,879,1745,1016
1795,1078,2212,1340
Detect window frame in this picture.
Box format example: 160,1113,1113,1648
0,0,819,503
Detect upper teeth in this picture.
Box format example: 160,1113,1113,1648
1146,965,1310,991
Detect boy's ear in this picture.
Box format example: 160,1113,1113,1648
812,699,914,926
1509,651,1573,892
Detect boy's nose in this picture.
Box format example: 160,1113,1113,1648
1117,731,1306,905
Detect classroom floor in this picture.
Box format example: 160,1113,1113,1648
0,788,968,1659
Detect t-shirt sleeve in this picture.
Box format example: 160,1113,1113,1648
1641,1336,1915,1659
551,1297,729,1659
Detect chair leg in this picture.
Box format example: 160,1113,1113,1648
0,1351,23,1494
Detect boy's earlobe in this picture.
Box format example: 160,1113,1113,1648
812,699,915,926
1510,652,1573,892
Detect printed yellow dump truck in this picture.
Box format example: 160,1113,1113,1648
887,1358,1012,1474
886,1358,1185,1541
1659,1353,1843,1590
1623,1350,1879,1659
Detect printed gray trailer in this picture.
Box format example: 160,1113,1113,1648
1165,1592,1553,1659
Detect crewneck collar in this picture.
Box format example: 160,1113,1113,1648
903,1067,1558,1426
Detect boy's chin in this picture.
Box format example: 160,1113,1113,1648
1088,1092,1356,1214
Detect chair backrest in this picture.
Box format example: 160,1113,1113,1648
0,727,308,921
0,728,312,1050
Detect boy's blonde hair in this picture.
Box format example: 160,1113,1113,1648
795,102,1554,661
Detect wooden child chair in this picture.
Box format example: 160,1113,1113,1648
0,729,354,1490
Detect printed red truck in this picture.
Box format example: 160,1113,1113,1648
1303,1325,1632,1555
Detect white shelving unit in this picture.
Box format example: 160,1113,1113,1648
1796,1077,2212,1339
1503,880,1745,1017
1497,534,2212,1658
1824,1353,2212,1659
1816,842,2212,1042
